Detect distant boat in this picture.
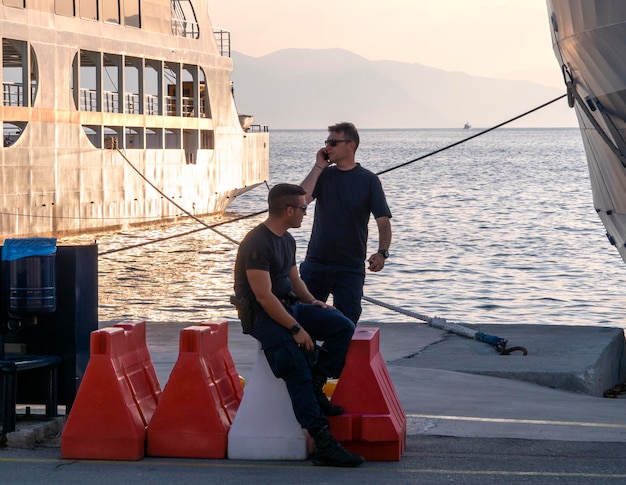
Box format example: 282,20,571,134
0,0,269,239
547,0,626,266
463,122,471,129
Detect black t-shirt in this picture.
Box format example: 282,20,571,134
305,164,392,267
234,223,296,301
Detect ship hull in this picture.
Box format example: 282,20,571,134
547,1,626,264
0,1,269,238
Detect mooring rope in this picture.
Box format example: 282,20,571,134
98,209,267,256
98,148,268,258
361,295,527,355
97,94,568,254
375,93,567,176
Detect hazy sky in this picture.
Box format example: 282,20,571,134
208,0,563,89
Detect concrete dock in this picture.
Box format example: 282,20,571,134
2,320,626,483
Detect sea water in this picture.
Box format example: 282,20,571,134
61,128,626,329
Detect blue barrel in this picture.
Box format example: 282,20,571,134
2,238,57,314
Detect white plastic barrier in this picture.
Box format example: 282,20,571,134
227,344,311,460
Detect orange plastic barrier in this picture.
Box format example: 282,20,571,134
328,327,406,461
147,324,242,458
61,328,146,460
114,321,161,424
200,319,244,408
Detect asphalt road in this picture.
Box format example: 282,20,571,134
2,436,626,484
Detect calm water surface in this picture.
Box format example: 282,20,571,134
61,128,626,330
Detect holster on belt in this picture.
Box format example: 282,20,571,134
279,290,299,312
230,294,256,334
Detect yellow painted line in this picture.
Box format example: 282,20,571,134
404,469,626,479
1,457,626,479
408,413,626,429
0,457,306,469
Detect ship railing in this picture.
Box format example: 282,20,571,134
126,93,140,114
165,96,195,116
80,89,97,112
165,96,175,116
80,90,120,113
171,0,200,39
2,82,23,107
213,30,231,57
103,91,120,113
78,90,206,118
171,18,199,39
181,97,194,117
248,124,269,133
145,95,159,116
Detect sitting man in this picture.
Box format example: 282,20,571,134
233,183,364,467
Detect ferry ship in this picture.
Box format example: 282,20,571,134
0,0,269,239
547,1,626,265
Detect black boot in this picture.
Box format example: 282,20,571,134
312,426,365,467
312,373,343,416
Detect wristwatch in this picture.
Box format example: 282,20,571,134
290,323,302,334
377,249,389,259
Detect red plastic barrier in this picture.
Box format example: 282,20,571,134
328,327,406,461
147,325,242,458
61,328,146,460
114,321,160,424
200,319,244,413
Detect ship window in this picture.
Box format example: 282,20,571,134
200,130,214,149
80,0,98,21
199,67,210,118
30,45,39,105
125,57,140,114
144,60,160,116
181,66,195,117
82,125,101,148
103,0,120,24
55,0,75,17
124,0,141,28
125,127,143,149
3,0,25,8
171,0,199,39
164,128,181,149
103,53,121,113
145,128,163,149
104,126,122,148
2,39,37,108
183,129,197,163
164,62,179,116
78,50,99,112
3,121,25,147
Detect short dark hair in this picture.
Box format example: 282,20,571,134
328,121,359,150
268,183,306,215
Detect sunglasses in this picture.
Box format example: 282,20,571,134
286,204,308,212
324,139,351,147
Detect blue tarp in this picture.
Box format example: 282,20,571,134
2,238,57,262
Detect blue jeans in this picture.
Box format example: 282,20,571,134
300,259,365,324
250,302,355,434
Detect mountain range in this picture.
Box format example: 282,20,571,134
229,48,577,129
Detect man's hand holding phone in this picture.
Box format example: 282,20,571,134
316,147,331,167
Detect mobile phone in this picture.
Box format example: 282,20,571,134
323,152,330,161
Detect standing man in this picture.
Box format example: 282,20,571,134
300,122,392,324
233,183,364,467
